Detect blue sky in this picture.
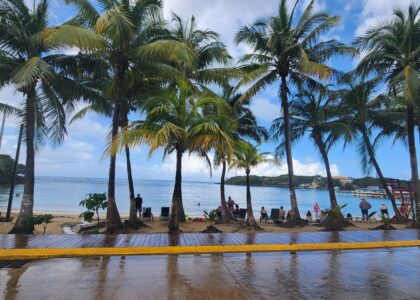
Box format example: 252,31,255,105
0,0,416,181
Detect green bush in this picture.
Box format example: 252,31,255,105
79,193,107,225
29,214,54,234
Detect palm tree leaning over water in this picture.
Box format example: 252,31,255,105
339,78,402,219
0,0,103,233
354,2,420,226
111,87,235,233
65,0,192,231
231,141,275,227
215,85,268,222
235,0,356,220
272,89,352,210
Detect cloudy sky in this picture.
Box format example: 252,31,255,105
0,0,416,181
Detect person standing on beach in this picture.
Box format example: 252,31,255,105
135,194,143,219
313,202,320,219
279,206,286,221
227,196,235,211
359,199,371,221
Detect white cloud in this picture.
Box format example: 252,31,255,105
146,151,340,181
231,158,340,177
250,98,280,123
354,0,413,36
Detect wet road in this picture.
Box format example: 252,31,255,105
1,248,420,300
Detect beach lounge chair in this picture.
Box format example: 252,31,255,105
238,208,247,220
142,207,154,222
270,209,281,223
160,207,170,221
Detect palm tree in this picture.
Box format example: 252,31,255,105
65,0,193,230
339,78,401,218
355,2,420,225
231,141,275,227
0,0,103,233
111,87,235,233
272,90,352,210
235,0,356,218
144,13,233,221
215,85,268,222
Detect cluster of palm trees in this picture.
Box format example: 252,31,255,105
0,0,418,233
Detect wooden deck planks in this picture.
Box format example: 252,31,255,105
1,230,419,250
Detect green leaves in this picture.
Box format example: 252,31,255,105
11,57,53,88
43,25,106,50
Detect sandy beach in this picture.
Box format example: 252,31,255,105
0,210,410,234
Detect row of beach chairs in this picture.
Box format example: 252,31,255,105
216,208,282,223
141,207,170,222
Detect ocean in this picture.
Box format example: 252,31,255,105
0,176,393,217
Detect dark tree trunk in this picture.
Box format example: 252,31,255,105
11,89,36,233
313,131,338,208
169,149,183,233
407,105,420,226
6,125,23,222
280,75,300,218
220,160,234,222
119,100,138,223
125,145,137,223
246,170,257,226
106,67,124,231
361,127,401,217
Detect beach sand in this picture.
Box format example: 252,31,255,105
0,211,410,234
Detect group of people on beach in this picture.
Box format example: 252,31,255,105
258,198,414,224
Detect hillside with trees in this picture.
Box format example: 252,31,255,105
0,155,25,184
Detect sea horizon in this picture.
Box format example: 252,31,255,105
0,176,393,218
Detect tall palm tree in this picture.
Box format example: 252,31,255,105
235,0,356,218
231,141,275,227
0,0,103,233
339,78,401,218
272,90,352,209
215,85,268,222
65,0,193,230
355,2,420,225
150,14,234,221
111,87,235,233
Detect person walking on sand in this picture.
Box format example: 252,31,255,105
313,202,320,219
359,198,371,221
135,194,143,219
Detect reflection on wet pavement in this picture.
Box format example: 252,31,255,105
1,248,420,299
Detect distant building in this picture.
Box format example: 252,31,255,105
332,176,353,185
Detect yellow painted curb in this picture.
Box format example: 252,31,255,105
1,240,420,260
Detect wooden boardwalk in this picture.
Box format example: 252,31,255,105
1,230,419,260
1,230,420,249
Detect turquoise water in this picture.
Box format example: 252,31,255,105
0,176,393,217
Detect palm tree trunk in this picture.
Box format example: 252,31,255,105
11,89,36,233
220,160,234,222
106,68,124,231
125,145,137,223
314,131,338,208
280,75,300,218
361,127,400,217
169,149,183,233
6,125,23,222
407,104,420,226
246,170,257,226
